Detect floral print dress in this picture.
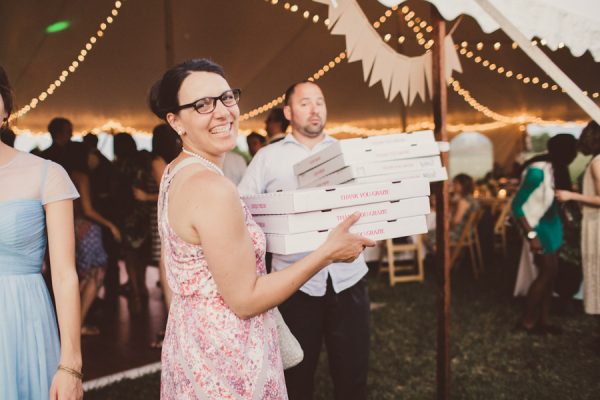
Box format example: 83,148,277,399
158,158,287,399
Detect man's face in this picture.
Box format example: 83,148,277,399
247,136,263,156
56,122,73,146
285,83,327,139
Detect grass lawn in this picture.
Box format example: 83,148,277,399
86,252,600,399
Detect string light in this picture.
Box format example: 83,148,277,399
246,1,598,126
9,0,126,122
240,51,347,121
401,4,598,100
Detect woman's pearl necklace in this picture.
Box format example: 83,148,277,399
181,148,224,176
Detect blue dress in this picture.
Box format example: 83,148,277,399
0,151,78,399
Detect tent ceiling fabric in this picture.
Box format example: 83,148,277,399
378,0,600,61
1,0,598,133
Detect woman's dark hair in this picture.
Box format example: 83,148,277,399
578,121,600,156
522,133,577,190
152,123,180,163
0,66,14,119
148,58,225,120
452,173,474,196
64,142,89,174
113,132,138,160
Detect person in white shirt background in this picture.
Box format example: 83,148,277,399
238,81,371,400
265,107,289,144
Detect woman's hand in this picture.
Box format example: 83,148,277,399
49,370,83,400
320,213,376,264
109,224,122,242
555,190,574,202
132,187,148,201
529,237,543,254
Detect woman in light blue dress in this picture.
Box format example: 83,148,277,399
0,67,83,399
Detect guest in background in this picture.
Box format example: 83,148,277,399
65,142,119,334
265,107,289,144
113,132,158,315
556,122,600,342
512,134,577,334
246,131,266,158
40,117,72,167
81,133,120,303
426,173,479,249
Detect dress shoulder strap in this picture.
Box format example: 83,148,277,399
39,159,51,194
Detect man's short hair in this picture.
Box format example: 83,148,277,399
247,131,266,144
265,108,289,131
283,80,315,106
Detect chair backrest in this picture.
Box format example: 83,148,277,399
450,208,481,266
494,198,513,234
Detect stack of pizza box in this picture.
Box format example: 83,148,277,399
294,130,447,188
242,131,446,255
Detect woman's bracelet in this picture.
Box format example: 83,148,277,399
57,364,83,380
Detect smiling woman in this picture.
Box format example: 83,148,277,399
147,58,374,399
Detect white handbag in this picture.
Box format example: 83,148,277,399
273,307,304,370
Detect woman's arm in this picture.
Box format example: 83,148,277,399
171,172,373,320
45,199,83,399
74,172,121,241
556,158,600,207
131,157,168,202
451,198,469,226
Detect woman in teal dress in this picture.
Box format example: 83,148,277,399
0,67,83,399
512,134,577,334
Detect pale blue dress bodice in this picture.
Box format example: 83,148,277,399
0,151,78,400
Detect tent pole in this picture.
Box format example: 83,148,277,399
395,10,408,131
164,0,175,68
474,0,600,123
431,10,451,400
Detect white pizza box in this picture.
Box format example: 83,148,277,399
242,179,430,215
304,164,448,188
293,130,436,176
266,215,428,255
253,196,430,234
348,167,448,185
298,155,442,188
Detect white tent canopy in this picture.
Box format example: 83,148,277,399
378,0,600,61
376,0,600,122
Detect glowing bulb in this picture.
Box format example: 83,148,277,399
476,42,483,50
312,15,319,23
303,11,310,18
290,4,298,12
493,42,501,50
384,34,391,42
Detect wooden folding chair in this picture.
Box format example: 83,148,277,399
493,199,513,257
449,208,484,279
378,235,425,286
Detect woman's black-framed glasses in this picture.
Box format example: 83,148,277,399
173,89,241,114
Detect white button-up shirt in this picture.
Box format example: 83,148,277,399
238,133,368,296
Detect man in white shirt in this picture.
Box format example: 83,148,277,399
238,81,369,400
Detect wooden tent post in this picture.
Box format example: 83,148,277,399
164,0,175,68
431,10,451,400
